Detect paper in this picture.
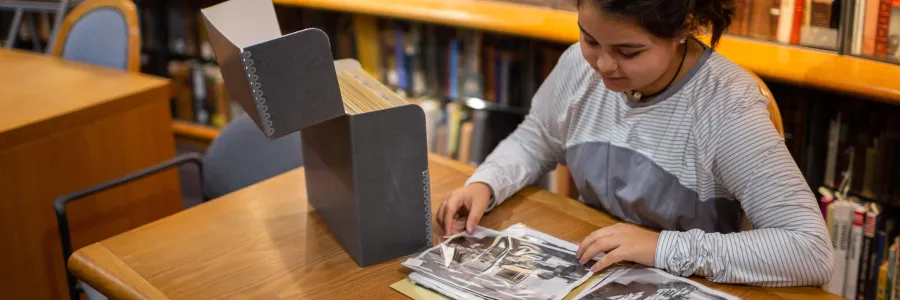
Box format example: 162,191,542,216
402,226,598,300
572,265,740,300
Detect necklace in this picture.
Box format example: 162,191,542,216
627,42,688,102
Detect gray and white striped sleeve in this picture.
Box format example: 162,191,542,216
463,49,570,207
654,88,835,287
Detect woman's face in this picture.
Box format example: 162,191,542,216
577,4,682,93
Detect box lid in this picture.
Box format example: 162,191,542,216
201,0,345,140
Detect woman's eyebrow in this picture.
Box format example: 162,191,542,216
577,23,596,40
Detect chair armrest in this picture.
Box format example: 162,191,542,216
53,152,205,300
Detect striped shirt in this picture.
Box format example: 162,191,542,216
465,43,834,287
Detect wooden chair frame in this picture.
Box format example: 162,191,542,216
50,0,141,71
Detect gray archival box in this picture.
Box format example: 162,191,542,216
200,0,433,267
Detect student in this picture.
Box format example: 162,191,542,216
436,0,834,287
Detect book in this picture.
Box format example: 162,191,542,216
845,202,865,299
826,200,853,296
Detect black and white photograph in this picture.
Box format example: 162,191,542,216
574,267,739,300
403,230,597,300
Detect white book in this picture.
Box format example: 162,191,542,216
777,0,796,44
844,203,866,299
825,201,853,296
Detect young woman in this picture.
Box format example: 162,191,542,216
436,0,834,287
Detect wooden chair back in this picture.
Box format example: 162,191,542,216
747,70,786,138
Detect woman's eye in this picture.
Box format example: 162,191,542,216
620,51,641,59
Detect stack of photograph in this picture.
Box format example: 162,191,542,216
399,224,741,300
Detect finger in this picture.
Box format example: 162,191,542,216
591,248,626,272
435,198,446,231
443,196,462,235
579,235,620,265
465,195,490,234
577,227,616,259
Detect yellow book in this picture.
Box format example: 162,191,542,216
352,15,382,79
877,262,888,300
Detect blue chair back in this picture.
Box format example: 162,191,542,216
51,0,139,71
60,8,128,70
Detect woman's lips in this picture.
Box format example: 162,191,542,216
602,75,625,82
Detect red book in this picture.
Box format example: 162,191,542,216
791,0,805,44
875,0,893,57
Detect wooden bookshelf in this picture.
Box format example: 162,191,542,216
174,0,900,141
274,0,900,105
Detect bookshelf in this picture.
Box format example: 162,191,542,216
171,0,900,141
271,0,900,105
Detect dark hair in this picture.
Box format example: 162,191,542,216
574,0,733,48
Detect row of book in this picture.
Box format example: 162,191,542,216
820,185,899,300
485,0,900,61
847,0,900,59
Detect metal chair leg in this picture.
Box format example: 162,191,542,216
45,0,70,54
5,8,23,49
54,152,206,300
27,13,41,52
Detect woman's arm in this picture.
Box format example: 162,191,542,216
654,90,835,287
464,49,574,208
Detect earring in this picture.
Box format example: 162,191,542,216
680,38,686,44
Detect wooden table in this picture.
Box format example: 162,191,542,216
0,49,182,299
68,154,840,300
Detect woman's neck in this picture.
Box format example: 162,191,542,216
631,38,705,103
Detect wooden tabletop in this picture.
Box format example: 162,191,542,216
0,49,170,148
69,154,841,300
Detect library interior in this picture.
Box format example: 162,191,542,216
1,0,900,299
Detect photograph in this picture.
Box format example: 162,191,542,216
575,267,739,300
404,230,597,300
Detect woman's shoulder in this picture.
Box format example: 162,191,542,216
691,51,771,119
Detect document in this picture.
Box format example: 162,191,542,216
399,224,739,300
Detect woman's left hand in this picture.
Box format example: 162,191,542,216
575,223,660,272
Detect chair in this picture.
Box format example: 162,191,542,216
54,114,303,300
49,0,140,71
202,114,304,199
1,0,78,52
747,70,785,138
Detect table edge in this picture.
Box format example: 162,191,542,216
69,243,171,300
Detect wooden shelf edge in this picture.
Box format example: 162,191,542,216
275,0,900,105
171,120,220,141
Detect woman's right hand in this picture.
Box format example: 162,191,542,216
436,182,493,236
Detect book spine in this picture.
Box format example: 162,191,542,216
879,262,889,300
864,0,882,55
871,222,888,300
791,0,805,44
827,202,849,296
845,206,865,299
860,208,879,300
875,0,892,57
886,240,897,300
778,0,796,43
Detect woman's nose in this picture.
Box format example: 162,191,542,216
595,53,617,74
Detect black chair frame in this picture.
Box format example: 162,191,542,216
53,152,207,300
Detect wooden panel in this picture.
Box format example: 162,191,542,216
69,154,840,300
273,0,900,104
0,96,181,299
0,49,171,149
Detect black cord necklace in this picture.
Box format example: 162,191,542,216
627,42,689,102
